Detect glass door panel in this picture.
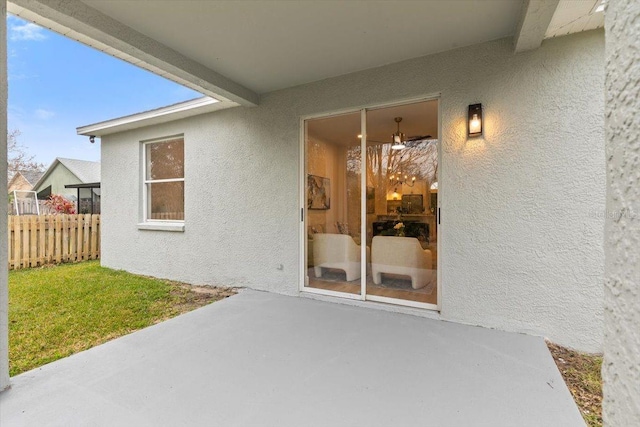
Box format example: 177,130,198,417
364,100,439,305
304,112,362,295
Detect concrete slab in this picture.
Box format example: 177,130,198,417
0,290,585,427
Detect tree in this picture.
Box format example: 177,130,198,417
346,139,439,214
7,130,46,179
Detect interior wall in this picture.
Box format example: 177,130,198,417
603,0,640,424
306,135,342,234
101,31,604,352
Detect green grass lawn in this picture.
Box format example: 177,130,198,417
9,261,235,376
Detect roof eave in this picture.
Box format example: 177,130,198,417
77,97,237,137
65,182,101,189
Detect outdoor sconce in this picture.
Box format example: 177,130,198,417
468,103,483,137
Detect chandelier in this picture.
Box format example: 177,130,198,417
389,172,416,187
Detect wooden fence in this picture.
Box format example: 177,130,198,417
8,199,53,215
8,214,101,270
8,200,101,215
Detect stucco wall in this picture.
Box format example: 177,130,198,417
0,0,9,391
102,32,604,352
603,0,640,424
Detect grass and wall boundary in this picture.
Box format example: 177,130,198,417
8,214,100,269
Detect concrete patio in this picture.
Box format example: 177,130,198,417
0,290,584,426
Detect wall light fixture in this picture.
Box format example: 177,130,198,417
468,104,483,137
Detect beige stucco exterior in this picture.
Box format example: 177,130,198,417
603,0,640,424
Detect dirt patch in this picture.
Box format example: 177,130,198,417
152,281,238,321
172,283,237,309
547,341,602,427
182,284,238,298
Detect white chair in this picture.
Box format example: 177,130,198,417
313,233,369,281
371,236,434,289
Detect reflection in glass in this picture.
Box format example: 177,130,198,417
365,101,439,305
148,181,185,220
146,139,184,180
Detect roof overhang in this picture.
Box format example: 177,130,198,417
77,97,233,137
10,0,526,98
513,0,561,53
9,0,604,126
65,182,100,189
514,0,605,53
8,0,259,106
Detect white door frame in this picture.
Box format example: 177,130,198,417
299,93,442,311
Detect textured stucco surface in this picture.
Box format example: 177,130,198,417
102,32,605,352
603,0,640,424
0,0,9,391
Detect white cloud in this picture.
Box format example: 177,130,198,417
35,109,55,120
10,22,47,42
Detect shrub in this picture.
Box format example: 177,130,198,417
45,194,76,214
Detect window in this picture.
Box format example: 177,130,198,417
143,137,184,222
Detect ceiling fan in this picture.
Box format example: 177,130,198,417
366,117,432,150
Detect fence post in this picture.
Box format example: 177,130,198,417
13,216,20,269
90,215,98,259
7,216,12,270
70,215,77,262
29,216,37,267
38,216,45,266
83,214,90,260
76,214,83,261
47,215,54,264
21,216,29,269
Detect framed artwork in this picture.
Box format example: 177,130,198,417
387,200,401,214
307,174,331,210
366,186,375,214
402,194,424,214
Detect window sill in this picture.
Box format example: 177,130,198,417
137,222,185,232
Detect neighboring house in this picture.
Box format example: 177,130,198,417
2,2,639,421
7,170,44,194
32,158,101,214
8,170,45,215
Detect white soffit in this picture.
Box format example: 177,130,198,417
76,97,233,137
8,0,259,106
545,0,604,39
77,0,524,94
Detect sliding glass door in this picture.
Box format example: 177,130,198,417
302,99,439,309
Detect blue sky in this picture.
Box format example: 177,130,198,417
7,15,202,165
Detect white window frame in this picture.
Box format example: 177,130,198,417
140,135,185,231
